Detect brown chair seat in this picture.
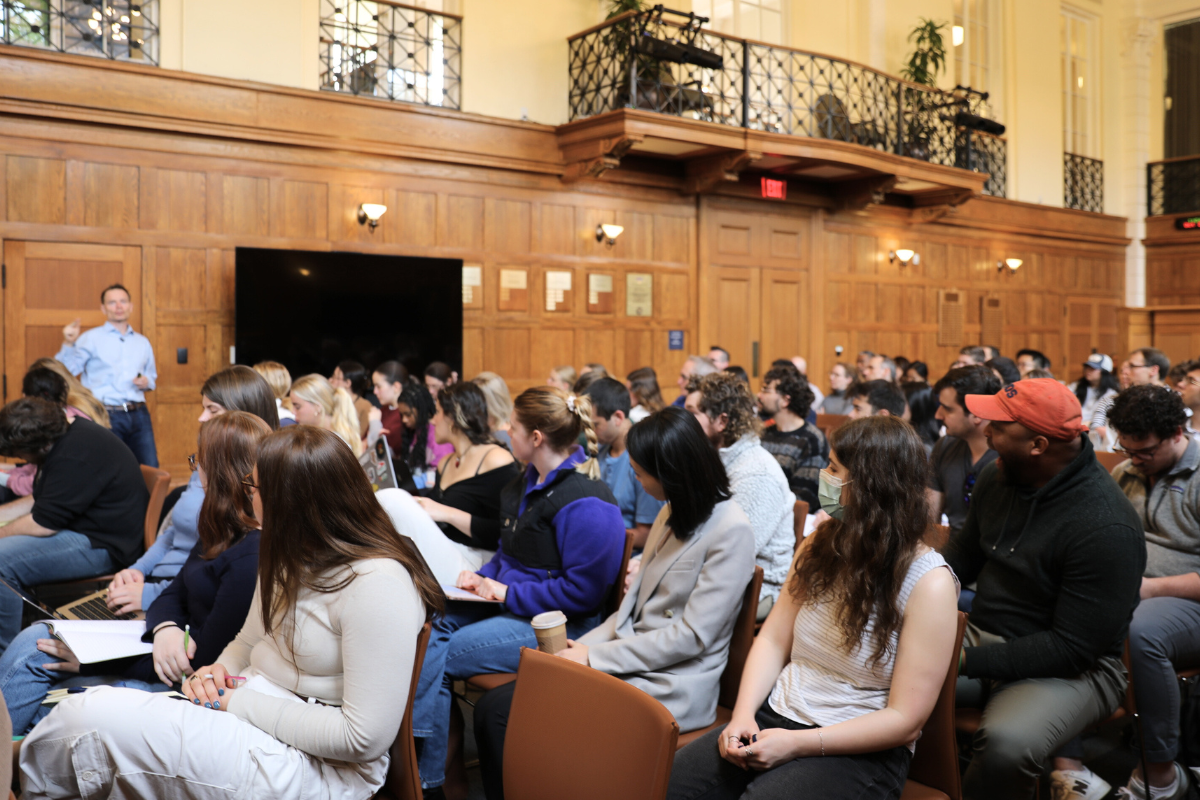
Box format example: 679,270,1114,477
901,783,952,800
372,621,432,800
466,673,516,692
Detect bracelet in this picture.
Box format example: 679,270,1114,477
152,622,180,635
817,729,825,756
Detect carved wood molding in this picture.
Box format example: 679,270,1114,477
682,151,762,195
561,135,644,183
832,175,898,211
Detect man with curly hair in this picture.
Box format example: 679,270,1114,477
756,364,828,510
1079,384,1200,800
685,372,795,619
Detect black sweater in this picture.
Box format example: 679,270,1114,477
943,436,1145,681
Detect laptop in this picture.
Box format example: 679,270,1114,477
0,578,142,622
360,436,400,492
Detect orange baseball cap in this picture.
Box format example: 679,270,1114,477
965,379,1089,440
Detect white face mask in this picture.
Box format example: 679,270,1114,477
818,468,850,520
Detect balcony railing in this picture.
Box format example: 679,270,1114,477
568,8,1006,197
319,0,461,110
0,0,158,64
1063,153,1103,213
1148,155,1200,216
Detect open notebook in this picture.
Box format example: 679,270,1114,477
44,620,153,664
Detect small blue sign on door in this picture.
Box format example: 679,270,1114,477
668,330,684,351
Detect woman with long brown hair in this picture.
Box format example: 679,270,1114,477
626,366,665,422
0,412,268,736
19,425,443,798
668,416,959,800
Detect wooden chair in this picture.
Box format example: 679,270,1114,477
502,647,679,800
1094,450,1127,474
792,500,810,554
815,414,849,437
373,621,432,800
901,612,968,800
676,566,764,749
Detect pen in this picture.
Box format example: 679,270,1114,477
184,624,190,654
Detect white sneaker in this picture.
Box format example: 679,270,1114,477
1116,763,1189,800
1050,768,1112,800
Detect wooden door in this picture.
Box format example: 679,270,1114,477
3,241,142,403
761,269,808,376
708,266,760,381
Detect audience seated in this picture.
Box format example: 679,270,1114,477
668,416,959,800
955,346,988,368
928,366,1002,541
675,355,718,407
407,382,518,572
252,360,296,426
861,354,897,382
29,357,110,427
902,360,929,385
198,365,281,429
708,347,731,371
0,368,98,503
1069,353,1121,450
547,365,576,392
581,363,609,380
902,382,940,454
1015,348,1051,378
473,407,757,800
788,357,825,409
370,358,411,454
756,365,829,509
329,359,375,437
472,371,515,448
0,412,268,734
1068,385,1200,800
1178,359,1200,437
685,373,794,620
0,398,148,652
725,365,750,385
425,361,458,396
986,356,1021,385
818,362,855,414
583,378,667,549
412,387,625,792
19,426,442,799
1092,348,1171,446
626,366,666,423
571,368,607,394
847,379,907,419
288,373,364,456
943,379,1144,800
855,350,875,379
391,382,455,485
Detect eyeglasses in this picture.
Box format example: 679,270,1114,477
963,471,977,507
241,472,259,491
1183,376,1200,388
187,453,198,472
1114,439,1166,460
1128,363,1151,370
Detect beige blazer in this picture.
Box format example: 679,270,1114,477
580,498,756,732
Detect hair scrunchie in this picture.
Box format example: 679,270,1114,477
566,394,577,413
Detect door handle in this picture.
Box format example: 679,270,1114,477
752,341,760,378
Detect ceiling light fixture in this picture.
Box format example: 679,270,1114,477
596,223,624,248
357,203,387,232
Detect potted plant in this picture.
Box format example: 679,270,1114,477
899,18,948,161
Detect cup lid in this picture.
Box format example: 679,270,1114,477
531,610,568,628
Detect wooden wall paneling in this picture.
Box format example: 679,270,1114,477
490,198,531,255
396,190,437,249
536,203,576,255
446,195,484,250
280,180,329,240
84,162,139,229
533,326,575,382
581,329,616,374
64,160,84,226
7,156,65,224
761,269,807,370
490,328,532,390
655,215,691,265
462,327,484,378
615,210,653,262
223,175,270,237
708,266,759,377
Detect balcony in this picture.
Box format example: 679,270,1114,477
319,0,461,110
0,0,158,64
1148,155,1200,217
1064,153,1103,213
560,7,1005,209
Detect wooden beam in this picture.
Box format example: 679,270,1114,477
682,151,761,195
832,175,897,211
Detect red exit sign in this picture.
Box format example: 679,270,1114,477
761,177,787,200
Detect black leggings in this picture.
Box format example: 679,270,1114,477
666,701,911,800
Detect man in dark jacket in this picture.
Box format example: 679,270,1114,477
943,379,1145,800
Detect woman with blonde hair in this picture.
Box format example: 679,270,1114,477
252,361,295,425
472,371,514,448
547,365,577,393
288,374,363,456
30,358,109,428
412,386,627,791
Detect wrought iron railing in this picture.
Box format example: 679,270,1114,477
0,0,158,64
319,0,461,110
568,9,1007,196
1063,153,1103,213
1148,155,1200,216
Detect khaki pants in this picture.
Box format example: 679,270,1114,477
955,622,1127,800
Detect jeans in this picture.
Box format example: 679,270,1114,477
108,405,158,467
1127,596,1200,763
0,531,115,653
412,603,600,788
667,700,912,800
0,623,168,734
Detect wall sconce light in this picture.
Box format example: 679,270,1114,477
596,224,624,248
357,203,387,232
888,249,919,267
997,258,1022,273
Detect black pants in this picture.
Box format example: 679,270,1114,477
473,681,519,800
667,701,911,800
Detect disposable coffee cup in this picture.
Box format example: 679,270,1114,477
530,610,569,654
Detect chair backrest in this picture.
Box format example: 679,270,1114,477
792,500,809,554
504,647,679,800
906,611,968,800
607,529,636,617
1094,450,1128,474
139,466,171,551
380,621,433,800
718,566,764,709
815,414,849,437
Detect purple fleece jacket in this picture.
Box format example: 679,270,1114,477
477,448,625,618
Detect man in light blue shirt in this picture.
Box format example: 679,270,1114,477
584,378,665,549
56,284,159,466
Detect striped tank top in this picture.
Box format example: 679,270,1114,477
767,549,957,747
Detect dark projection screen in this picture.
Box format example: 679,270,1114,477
235,248,462,379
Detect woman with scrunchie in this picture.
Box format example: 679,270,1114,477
410,387,627,794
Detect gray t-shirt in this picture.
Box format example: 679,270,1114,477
1113,438,1200,578
929,435,998,535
